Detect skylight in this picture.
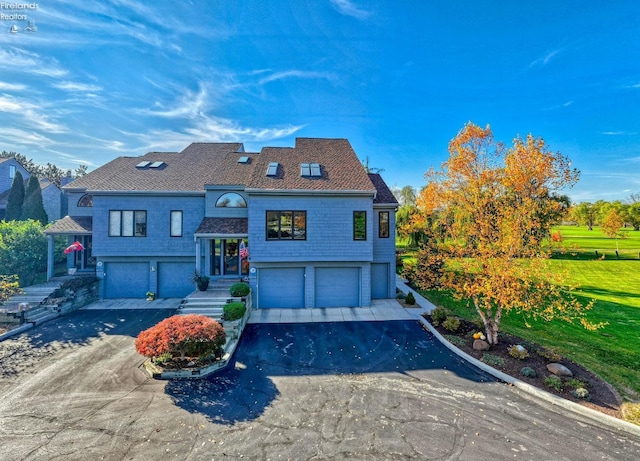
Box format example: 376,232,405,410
149,161,165,168
136,161,151,168
238,156,250,164
266,162,279,176
301,162,321,177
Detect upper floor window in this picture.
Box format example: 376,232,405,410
170,210,182,237
109,210,146,237
9,165,16,179
266,210,306,240
77,194,93,207
215,193,247,208
378,211,390,238
353,211,366,240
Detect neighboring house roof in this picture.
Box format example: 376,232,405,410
195,217,248,235
64,138,377,194
368,173,399,205
44,216,93,235
39,178,61,191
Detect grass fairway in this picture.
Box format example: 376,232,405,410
410,225,640,406
554,225,640,259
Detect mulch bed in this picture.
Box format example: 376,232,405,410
424,314,623,419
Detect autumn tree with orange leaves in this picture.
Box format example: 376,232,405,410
417,122,601,345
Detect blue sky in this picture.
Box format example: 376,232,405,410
0,1,639,202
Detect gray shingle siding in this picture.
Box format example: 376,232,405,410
92,194,204,257
247,194,374,263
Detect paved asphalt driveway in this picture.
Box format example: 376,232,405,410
1,309,639,460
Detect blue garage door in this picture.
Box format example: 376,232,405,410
158,262,194,298
315,267,360,308
105,262,148,298
258,268,305,308
371,263,389,299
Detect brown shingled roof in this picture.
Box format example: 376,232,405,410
44,216,93,235
65,143,249,192
368,173,399,205
247,138,376,192
63,139,378,194
195,218,248,235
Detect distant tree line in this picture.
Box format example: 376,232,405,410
393,183,640,245
568,196,640,231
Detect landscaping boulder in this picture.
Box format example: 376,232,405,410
546,363,573,377
473,339,490,351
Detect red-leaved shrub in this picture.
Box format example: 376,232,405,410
134,314,226,360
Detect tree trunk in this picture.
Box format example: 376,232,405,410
472,297,501,345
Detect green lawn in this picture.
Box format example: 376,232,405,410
553,225,640,259
404,226,640,403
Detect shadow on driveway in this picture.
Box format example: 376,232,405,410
165,320,497,425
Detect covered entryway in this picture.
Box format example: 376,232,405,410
104,262,148,298
158,262,194,298
258,267,305,308
371,263,389,299
315,267,360,307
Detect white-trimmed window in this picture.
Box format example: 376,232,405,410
109,210,146,237
170,210,182,237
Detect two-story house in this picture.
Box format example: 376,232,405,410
44,138,398,308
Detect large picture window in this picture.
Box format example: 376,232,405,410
266,210,306,240
378,211,390,238
353,211,366,240
170,211,182,237
109,210,146,237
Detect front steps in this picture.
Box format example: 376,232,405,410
0,277,72,326
178,279,247,320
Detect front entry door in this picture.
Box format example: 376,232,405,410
210,239,249,276
223,240,239,275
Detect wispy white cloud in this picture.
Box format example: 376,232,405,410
330,0,372,20
0,94,67,133
0,47,68,78
0,82,27,91
601,131,638,136
0,127,55,147
53,81,103,92
528,49,562,69
127,117,302,152
138,84,210,119
258,70,337,85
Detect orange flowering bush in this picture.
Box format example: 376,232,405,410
135,314,226,360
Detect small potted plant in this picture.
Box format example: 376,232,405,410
193,271,210,291
146,291,156,301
